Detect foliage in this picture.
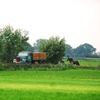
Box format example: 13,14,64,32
65,43,97,58
73,43,96,57
85,53,100,58
33,39,46,52
65,44,74,57
0,25,29,62
38,36,66,64
24,45,34,52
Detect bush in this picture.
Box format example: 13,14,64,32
0,63,100,71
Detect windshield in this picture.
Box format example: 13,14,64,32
19,56,27,59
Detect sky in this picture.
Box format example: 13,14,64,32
0,0,100,52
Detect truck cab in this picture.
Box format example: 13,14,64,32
16,51,32,64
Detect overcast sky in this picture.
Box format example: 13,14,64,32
0,0,100,52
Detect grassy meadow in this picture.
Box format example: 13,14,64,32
65,58,100,67
0,69,100,100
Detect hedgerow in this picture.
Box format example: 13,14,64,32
0,62,100,71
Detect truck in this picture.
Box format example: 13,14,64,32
13,51,46,64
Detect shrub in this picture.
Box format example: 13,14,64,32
0,63,100,71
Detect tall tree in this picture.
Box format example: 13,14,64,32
65,44,74,57
0,25,29,62
38,36,66,64
73,43,96,57
24,44,34,52
33,39,43,52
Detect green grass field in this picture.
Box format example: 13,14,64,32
65,58,100,67
0,69,100,100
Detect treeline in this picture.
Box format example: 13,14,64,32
0,25,99,63
66,44,100,58
0,25,66,63
33,40,100,58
